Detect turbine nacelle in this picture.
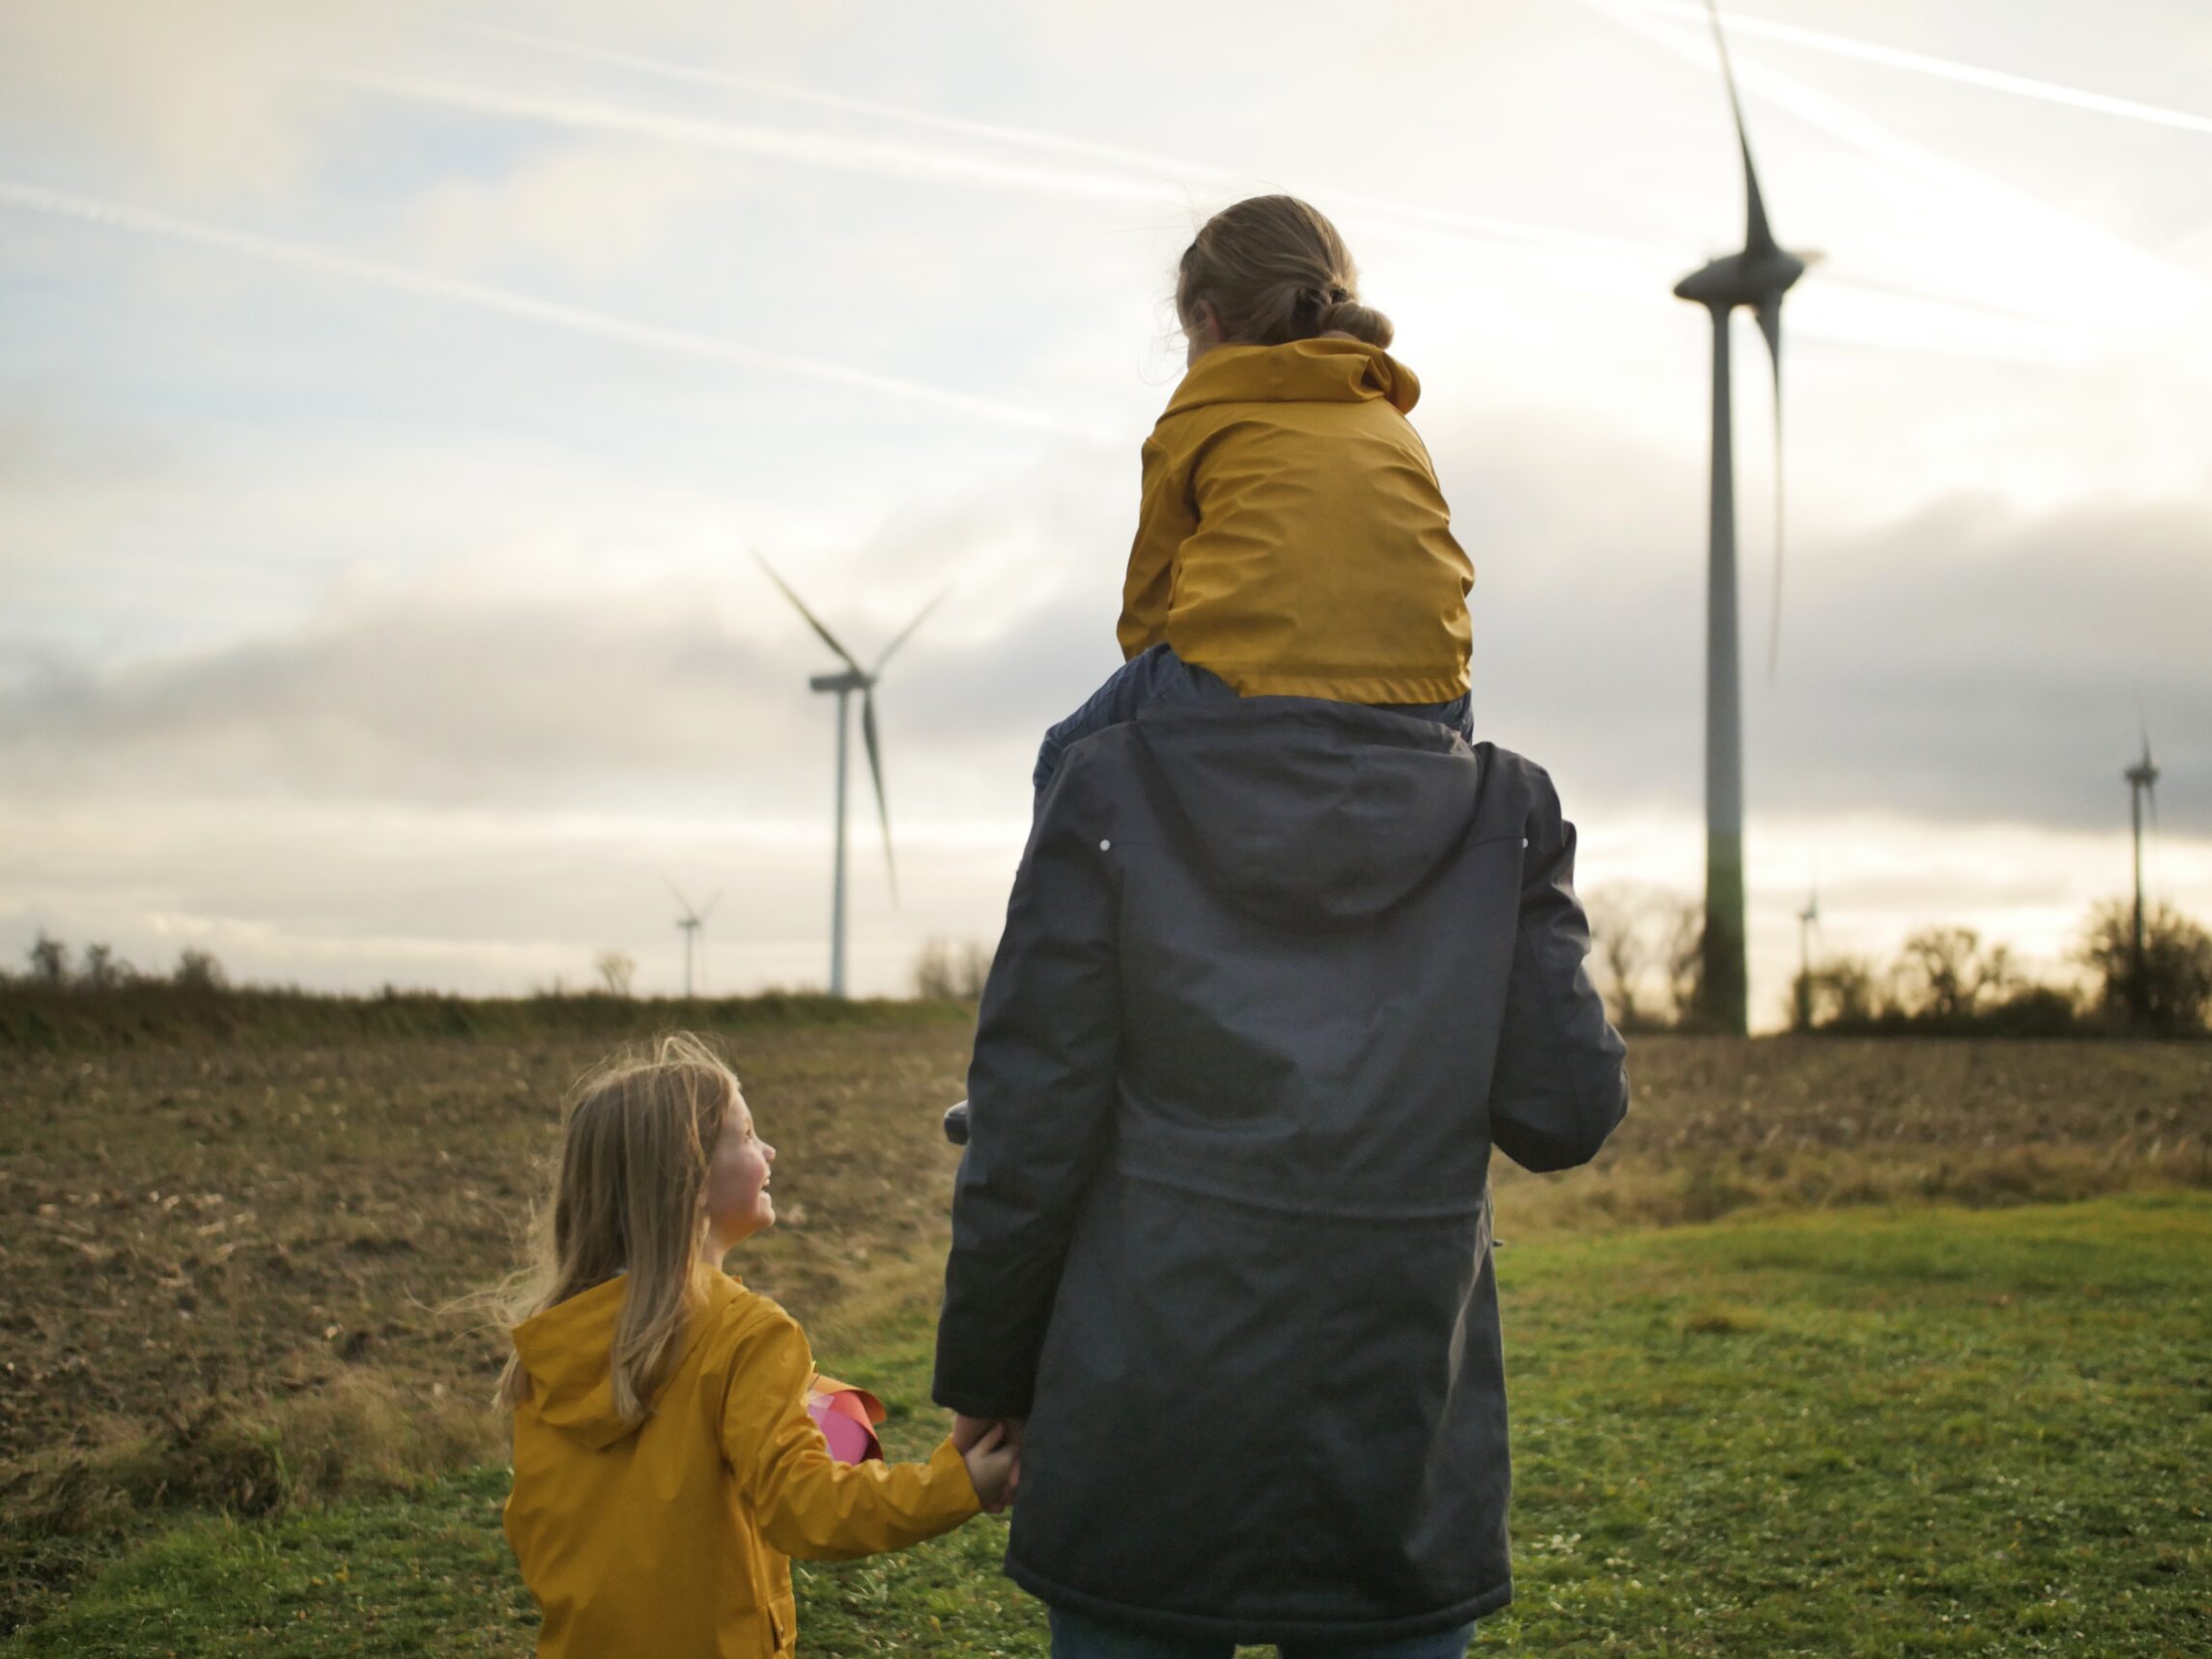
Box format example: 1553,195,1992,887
1673,247,1806,310
2125,732,2159,791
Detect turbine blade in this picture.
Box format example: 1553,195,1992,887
666,877,698,921
871,582,953,674
699,888,723,924
1705,0,1777,256
1757,292,1785,679
861,690,898,905
753,551,863,671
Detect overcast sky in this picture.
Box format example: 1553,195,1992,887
2,0,2207,1022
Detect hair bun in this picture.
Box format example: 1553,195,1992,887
1317,294,1395,350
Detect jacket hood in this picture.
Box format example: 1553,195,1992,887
1130,699,1478,928
1162,339,1419,421
511,1268,730,1450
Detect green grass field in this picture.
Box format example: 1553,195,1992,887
8,1194,2207,1658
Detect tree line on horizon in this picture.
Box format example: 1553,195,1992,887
14,899,2212,1038
1587,889,2212,1038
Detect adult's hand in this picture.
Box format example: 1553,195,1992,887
951,1415,1027,1512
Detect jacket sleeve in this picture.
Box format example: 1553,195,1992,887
933,750,1120,1419
724,1305,979,1561
1487,767,1631,1173
1116,431,1194,661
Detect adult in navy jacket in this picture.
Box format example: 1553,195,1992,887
934,697,1630,1650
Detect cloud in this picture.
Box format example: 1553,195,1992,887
7,407,2206,847
0,0,391,191
407,139,725,278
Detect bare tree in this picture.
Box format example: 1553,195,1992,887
594,949,638,998
1584,886,1703,1029
1801,955,1877,1028
79,942,132,989
1584,886,1660,1027
914,937,996,1001
28,933,68,987
953,940,993,999
1662,899,1705,1027
1894,927,1979,1021
174,947,228,990
2080,899,2212,1032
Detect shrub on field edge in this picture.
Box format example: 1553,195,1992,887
3,1373,502,1536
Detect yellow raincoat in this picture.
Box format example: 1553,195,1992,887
1119,337,1473,704
504,1268,979,1659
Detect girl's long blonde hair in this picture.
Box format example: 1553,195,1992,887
496,1031,737,1423
1177,194,1394,351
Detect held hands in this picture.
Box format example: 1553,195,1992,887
952,1413,1024,1513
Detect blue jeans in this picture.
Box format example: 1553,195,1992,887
1049,1606,1478,1659
1034,645,1474,810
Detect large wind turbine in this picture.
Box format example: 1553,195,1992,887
756,556,946,998
1675,0,1812,1035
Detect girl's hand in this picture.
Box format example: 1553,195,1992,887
959,1420,1019,1512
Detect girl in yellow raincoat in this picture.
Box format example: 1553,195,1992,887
1032,192,1476,805
497,1032,1015,1658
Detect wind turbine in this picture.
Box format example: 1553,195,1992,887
755,555,947,998
1675,0,1814,1036
1793,879,1820,1030
669,882,721,999
2124,723,2161,1019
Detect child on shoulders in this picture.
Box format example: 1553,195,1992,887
1035,193,1474,804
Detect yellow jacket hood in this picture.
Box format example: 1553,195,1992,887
511,1270,720,1451
1163,337,1420,421
1120,338,1468,704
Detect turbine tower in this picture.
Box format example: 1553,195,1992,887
756,555,946,999
1675,0,1812,1035
2124,725,2160,1020
669,882,720,999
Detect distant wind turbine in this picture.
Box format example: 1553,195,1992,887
1793,878,1821,1030
2124,723,2162,1019
1675,0,1815,1036
668,883,721,999
755,555,948,998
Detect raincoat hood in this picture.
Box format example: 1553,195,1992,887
1162,337,1420,421
511,1270,725,1451
1134,698,1478,928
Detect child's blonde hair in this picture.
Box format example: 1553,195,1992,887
496,1031,737,1422
1177,194,1394,351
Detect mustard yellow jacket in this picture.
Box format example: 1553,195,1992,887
1119,338,1473,703
504,1268,978,1659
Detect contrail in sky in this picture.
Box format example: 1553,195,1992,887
337,74,1178,203
420,17,1663,267
1580,0,2210,329
364,28,2091,357
0,180,1099,439
1605,0,2212,137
